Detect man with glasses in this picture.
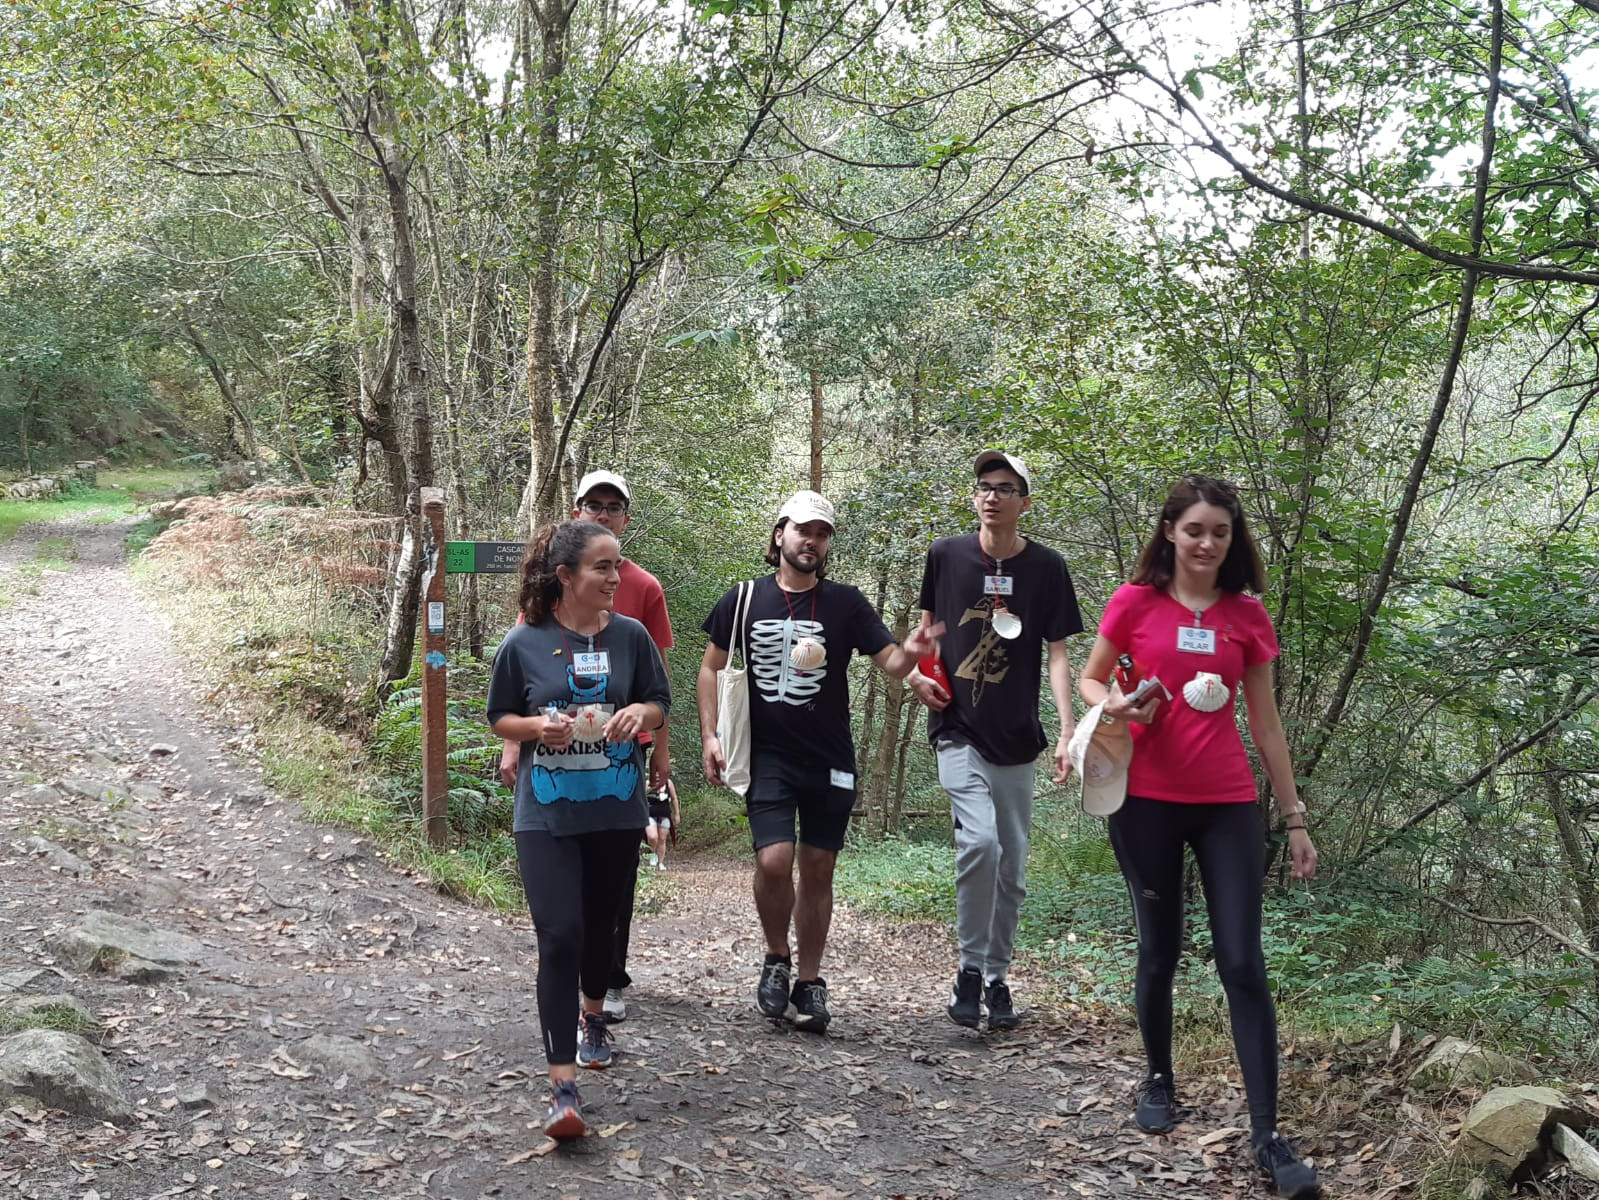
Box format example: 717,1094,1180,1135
499,469,673,1025
908,451,1083,1031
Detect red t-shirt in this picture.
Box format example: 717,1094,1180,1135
1098,582,1278,804
615,559,673,652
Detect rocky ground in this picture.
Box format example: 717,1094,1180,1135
0,510,1411,1199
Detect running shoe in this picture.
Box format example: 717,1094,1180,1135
576,1011,614,1070
757,955,793,1018
542,1079,587,1140
788,978,831,1032
984,978,1021,1030
1134,1073,1177,1133
1253,1130,1320,1198
947,966,983,1028
602,987,627,1023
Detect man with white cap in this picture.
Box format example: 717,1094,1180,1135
499,469,674,1025
697,490,942,1032
908,451,1084,1031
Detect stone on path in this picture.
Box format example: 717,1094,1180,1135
1455,1085,1594,1179
22,836,94,878
0,1029,132,1122
1411,1036,1538,1091
293,1034,384,1082
48,910,210,981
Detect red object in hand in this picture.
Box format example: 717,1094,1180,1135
1114,653,1143,694
920,654,951,694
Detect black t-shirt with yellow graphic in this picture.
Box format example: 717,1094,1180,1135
917,533,1084,766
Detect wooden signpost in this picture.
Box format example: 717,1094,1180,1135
419,489,525,846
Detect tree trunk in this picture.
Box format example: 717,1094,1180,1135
1540,737,1599,1005
523,0,572,534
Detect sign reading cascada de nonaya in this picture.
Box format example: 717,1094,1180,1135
444,540,524,574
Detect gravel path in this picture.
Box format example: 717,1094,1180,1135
0,509,1331,1199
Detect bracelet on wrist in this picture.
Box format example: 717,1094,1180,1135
1285,822,1307,832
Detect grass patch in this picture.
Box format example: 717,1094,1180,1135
0,1003,100,1037
0,466,212,544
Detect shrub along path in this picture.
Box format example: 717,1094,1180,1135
0,512,1394,1198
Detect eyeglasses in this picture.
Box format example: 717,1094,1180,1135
580,501,628,516
974,482,1022,498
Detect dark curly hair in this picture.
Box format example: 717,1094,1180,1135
517,520,614,624
1131,475,1267,594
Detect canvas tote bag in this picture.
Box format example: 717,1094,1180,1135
715,580,754,796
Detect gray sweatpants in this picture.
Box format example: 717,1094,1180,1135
936,741,1037,980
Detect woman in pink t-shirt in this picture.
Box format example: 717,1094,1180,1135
1079,475,1321,1200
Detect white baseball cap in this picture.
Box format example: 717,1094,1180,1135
574,470,631,505
1068,704,1133,816
974,450,1032,495
777,490,836,530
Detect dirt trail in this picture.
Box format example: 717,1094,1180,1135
0,512,1317,1199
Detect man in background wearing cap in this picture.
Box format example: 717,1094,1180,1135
909,452,1084,1031
499,469,674,1025
697,490,942,1032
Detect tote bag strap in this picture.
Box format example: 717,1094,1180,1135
729,579,752,669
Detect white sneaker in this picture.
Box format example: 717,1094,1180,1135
602,987,627,1022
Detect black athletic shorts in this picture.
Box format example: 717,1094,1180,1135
746,754,856,853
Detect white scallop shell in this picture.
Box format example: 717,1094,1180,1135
571,705,607,741
1182,672,1230,713
790,636,826,670
990,610,1022,639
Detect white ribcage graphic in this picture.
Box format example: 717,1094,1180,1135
750,618,825,705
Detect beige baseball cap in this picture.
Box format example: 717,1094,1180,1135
974,450,1032,495
1068,704,1133,816
777,489,836,530
574,470,631,504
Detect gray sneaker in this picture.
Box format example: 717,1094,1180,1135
602,987,627,1023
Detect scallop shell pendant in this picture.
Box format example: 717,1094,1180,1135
990,608,1022,640
572,705,607,740
1182,672,1229,713
790,636,826,670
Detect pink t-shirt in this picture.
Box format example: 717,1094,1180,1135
1099,582,1279,804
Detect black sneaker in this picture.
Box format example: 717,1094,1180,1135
576,1011,613,1069
542,1079,587,1141
1253,1131,1319,1198
1134,1073,1177,1133
984,978,1020,1030
789,978,831,1032
947,966,983,1028
757,955,793,1018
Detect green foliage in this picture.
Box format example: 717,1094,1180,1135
0,1003,99,1038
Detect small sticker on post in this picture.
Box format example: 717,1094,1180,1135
427,602,445,634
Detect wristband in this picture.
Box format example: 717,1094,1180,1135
1285,822,1307,832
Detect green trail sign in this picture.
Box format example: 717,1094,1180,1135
445,540,524,574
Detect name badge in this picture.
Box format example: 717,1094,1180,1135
829,769,855,791
983,575,1014,596
1176,626,1217,654
573,651,611,675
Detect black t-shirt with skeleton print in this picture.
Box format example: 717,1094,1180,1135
704,575,894,776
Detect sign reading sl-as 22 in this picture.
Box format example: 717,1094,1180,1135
444,541,524,574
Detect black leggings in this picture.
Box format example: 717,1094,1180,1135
1108,795,1278,1131
515,828,641,1066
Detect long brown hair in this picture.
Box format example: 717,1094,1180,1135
517,520,612,624
1130,475,1267,594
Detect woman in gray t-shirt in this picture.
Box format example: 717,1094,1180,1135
487,520,670,1140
